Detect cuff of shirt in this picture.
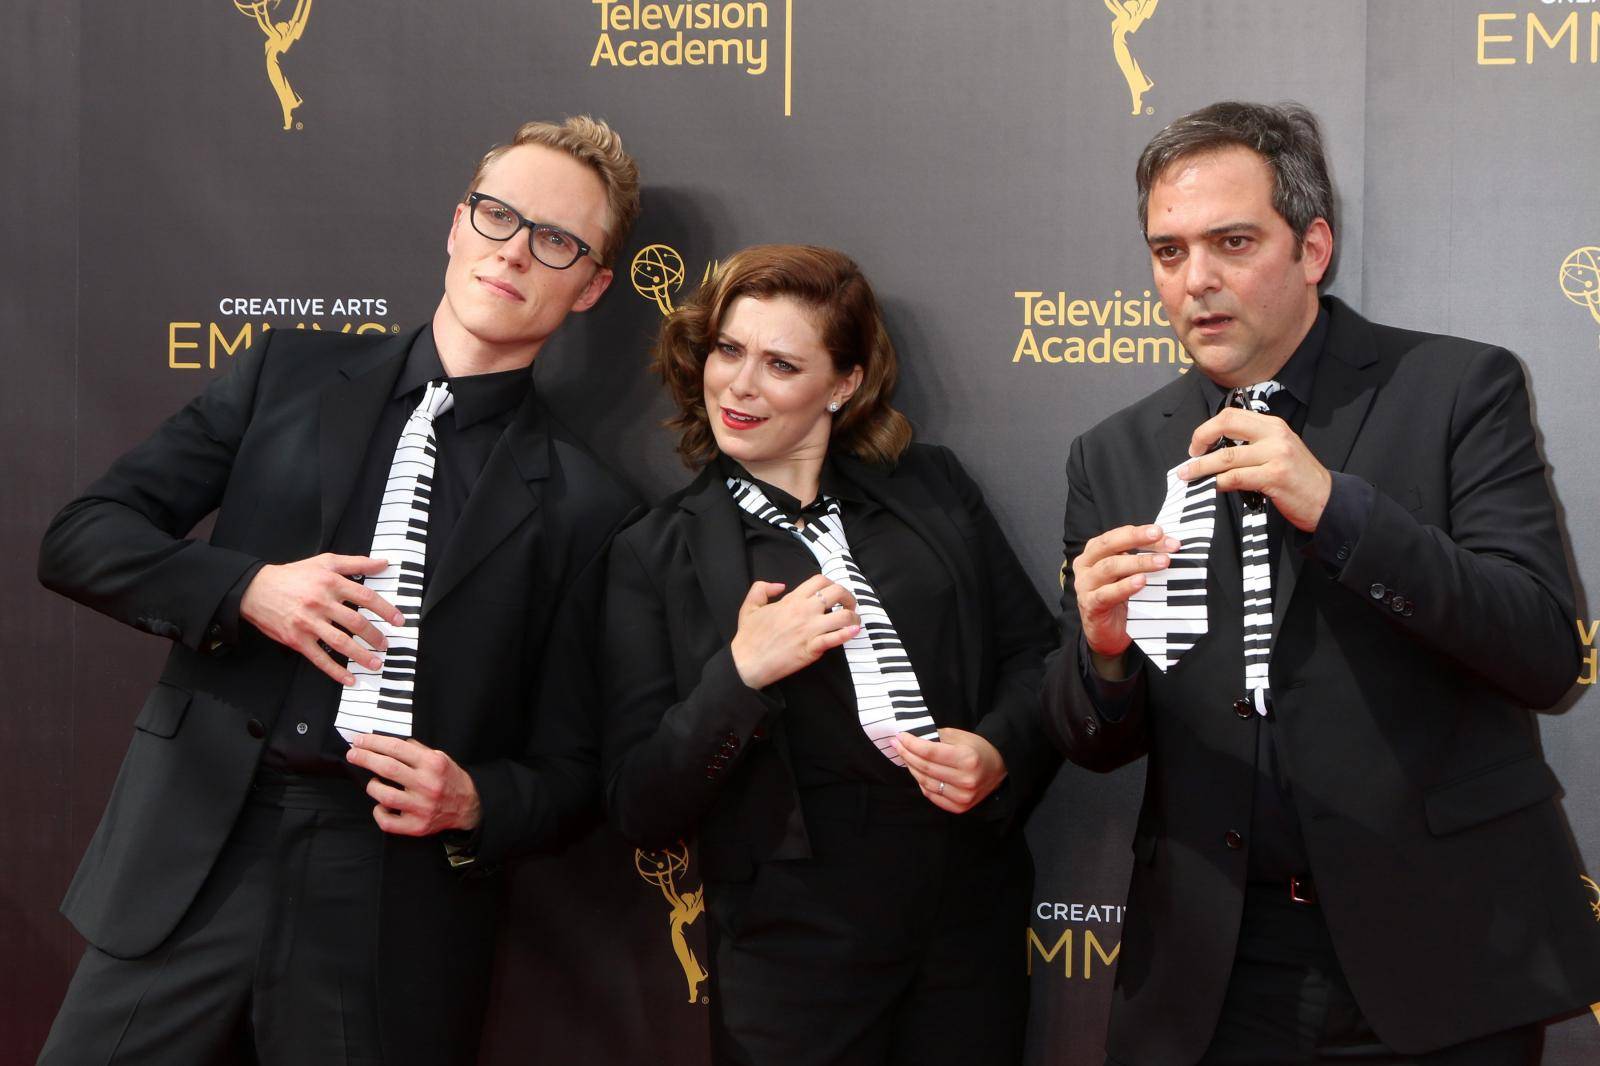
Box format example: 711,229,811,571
1302,471,1375,575
1077,634,1144,724
209,560,268,653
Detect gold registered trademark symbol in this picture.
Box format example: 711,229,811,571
1145,106,1154,115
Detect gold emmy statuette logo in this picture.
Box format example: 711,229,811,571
1559,247,1600,328
632,244,687,316
636,843,709,1004
1586,876,1600,1025
631,244,722,317
1104,0,1161,116
235,0,313,131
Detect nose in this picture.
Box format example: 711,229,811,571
1184,247,1221,299
728,354,760,398
495,226,535,272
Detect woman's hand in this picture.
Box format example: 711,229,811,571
730,574,861,690
893,728,1007,814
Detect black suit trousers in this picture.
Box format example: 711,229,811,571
1196,887,1540,1066
706,785,1033,1066
39,776,390,1066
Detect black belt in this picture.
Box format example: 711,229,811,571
799,781,949,828
250,767,372,814
1247,875,1318,906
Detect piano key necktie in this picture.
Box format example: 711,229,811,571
335,380,453,743
727,477,938,765
1230,381,1283,715
1123,380,1282,718
1124,459,1217,669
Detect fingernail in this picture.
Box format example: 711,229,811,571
1153,554,1169,567
368,656,382,670
1145,526,1160,538
1177,464,1192,480
342,673,355,686
1164,537,1181,551
1132,574,1146,588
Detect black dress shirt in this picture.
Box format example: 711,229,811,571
1083,302,1376,881
718,456,962,789
236,328,533,775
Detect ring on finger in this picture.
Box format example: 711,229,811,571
936,780,946,795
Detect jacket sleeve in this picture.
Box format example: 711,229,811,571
1041,432,1153,772
37,334,272,651
929,446,1061,817
468,503,643,864
1333,345,1579,708
601,529,785,850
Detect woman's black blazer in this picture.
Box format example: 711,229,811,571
602,443,1058,881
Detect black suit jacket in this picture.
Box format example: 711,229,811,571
602,443,1057,880
1042,297,1600,1063
38,326,637,1065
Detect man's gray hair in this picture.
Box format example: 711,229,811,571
1135,101,1335,246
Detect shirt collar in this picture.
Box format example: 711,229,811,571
394,327,533,430
1199,302,1329,413
718,453,865,519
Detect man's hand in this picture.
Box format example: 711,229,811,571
239,554,405,685
1181,407,1332,532
346,733,482,836
892,728,1007,813
1072,524,1179,675
729,575,861,690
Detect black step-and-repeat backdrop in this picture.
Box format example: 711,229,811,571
4,1,1599,1062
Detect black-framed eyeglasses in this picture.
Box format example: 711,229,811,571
465,192,602,270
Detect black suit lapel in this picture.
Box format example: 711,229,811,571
1272,299,1384,635
422,386,547,618
835,453,986,714
317,330,416,549
680,467,753,646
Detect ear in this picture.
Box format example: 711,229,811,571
570,266,614,314
835,364,865,407
446,202,466,258
1300,217,1333,287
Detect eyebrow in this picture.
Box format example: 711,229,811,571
1146,221,1263,246
479,190,590,241
716,332,806,362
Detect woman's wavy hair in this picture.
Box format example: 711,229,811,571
654,244,913,469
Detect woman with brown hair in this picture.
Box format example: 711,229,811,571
602,244,1056,1065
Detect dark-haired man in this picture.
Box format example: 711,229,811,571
38,117,641,1066
1044,101,1600,1063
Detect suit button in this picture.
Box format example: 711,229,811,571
1224,830,1244,850
206,622,223,641
1232,697,1253,719
1390,596,1407,614
246,718,266,739
1369,583,1386,600
1335,544,1350,562
751,726,766,742
1402,604,1414,617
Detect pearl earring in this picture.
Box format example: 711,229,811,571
828,400,841,413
